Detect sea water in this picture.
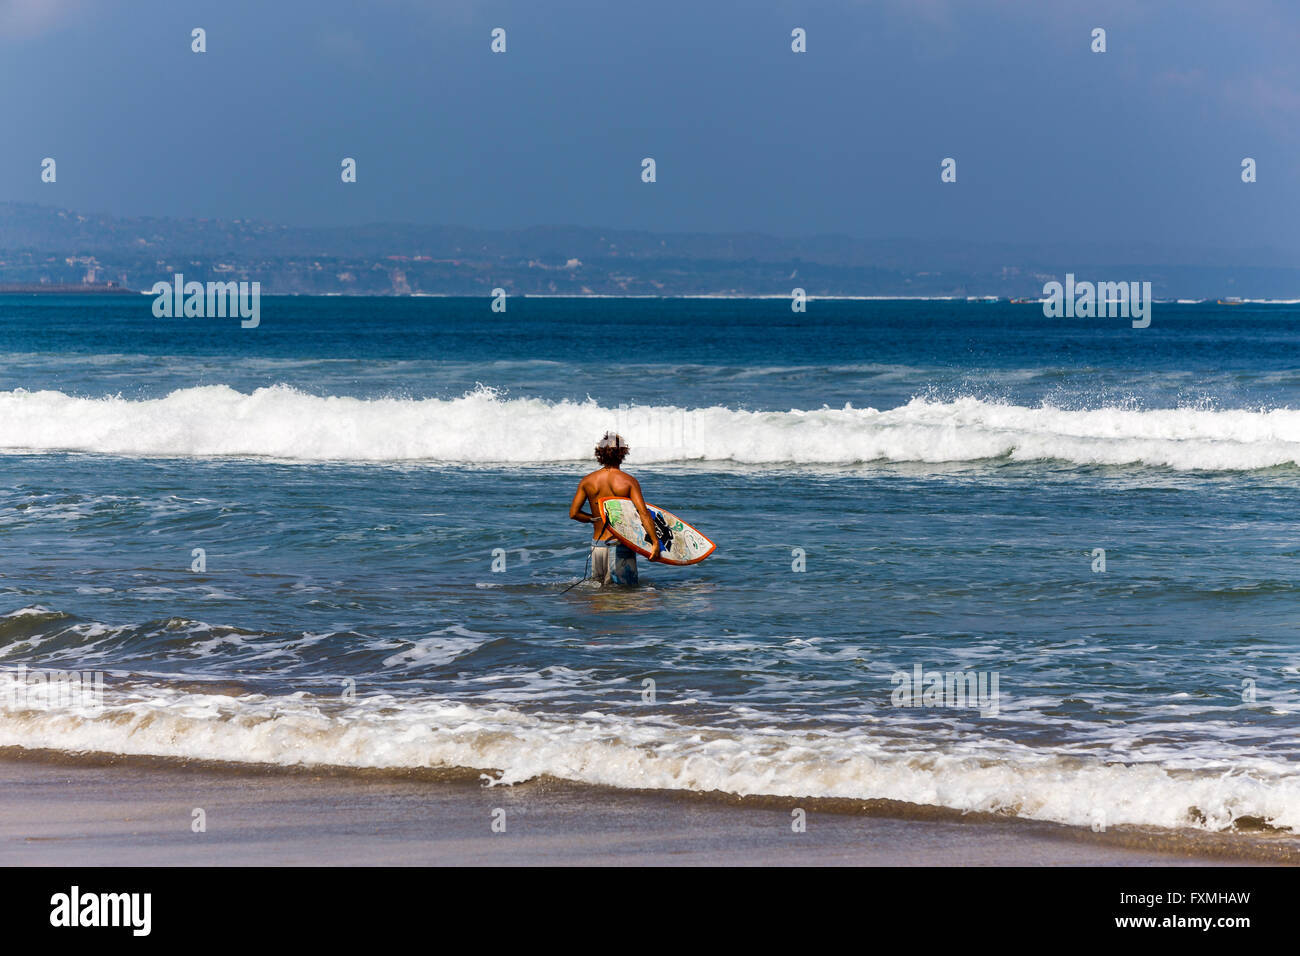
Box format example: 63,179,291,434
3,295,1300,837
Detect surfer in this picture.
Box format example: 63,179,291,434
569,432,661,585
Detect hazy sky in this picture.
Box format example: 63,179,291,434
2,0,1297,254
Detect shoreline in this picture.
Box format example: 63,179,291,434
2,748,1294,866
4,290,1299,303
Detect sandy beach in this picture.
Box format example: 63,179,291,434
2,749,1293,866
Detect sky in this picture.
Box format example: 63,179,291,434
2,0,1297,257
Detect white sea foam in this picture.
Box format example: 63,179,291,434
1,682,1296,832
3,385,1300,471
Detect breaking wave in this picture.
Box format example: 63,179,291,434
3,384,1300,471
2,681,1298,833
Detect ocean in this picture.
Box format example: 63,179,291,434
3,294,1300,844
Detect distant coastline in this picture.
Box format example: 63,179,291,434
3,201,1299,300
6,288,1300,305
0,282,135,294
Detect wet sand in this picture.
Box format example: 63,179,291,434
0,750,1290,866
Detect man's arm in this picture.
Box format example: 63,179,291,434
569,483,594,524
627,478,662,561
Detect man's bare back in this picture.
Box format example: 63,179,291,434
579,467,637,539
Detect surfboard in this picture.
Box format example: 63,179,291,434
598,497,716,566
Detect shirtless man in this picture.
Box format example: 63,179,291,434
569,432,661,586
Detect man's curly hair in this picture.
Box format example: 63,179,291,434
595,444,629,466
595,432,630,466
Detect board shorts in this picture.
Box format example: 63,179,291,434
591,538,638,587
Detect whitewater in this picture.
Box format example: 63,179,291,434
3,679,1298,834
3,384,1300,471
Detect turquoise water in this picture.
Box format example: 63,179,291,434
2,294,1300,835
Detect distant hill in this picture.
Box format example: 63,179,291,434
1,202,1296,298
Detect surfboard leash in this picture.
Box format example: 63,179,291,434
559,550,591,594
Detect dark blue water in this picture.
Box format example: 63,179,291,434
2,294,1299,835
